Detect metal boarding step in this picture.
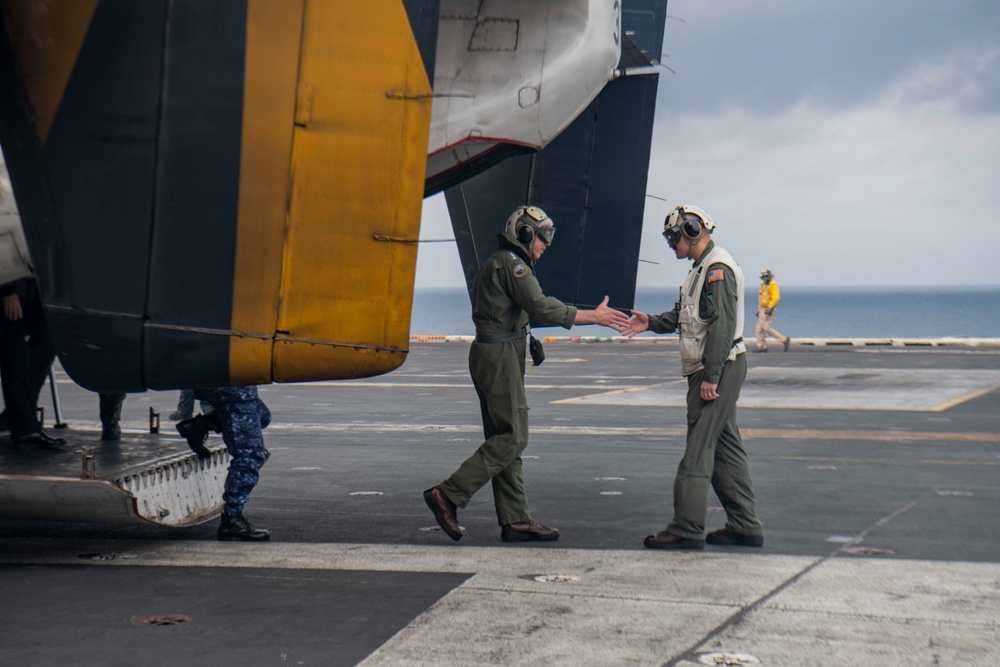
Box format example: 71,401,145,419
0,431,227,526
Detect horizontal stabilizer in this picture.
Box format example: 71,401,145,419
0,0,440,391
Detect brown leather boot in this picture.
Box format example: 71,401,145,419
424,486,462,541
501,521,559,542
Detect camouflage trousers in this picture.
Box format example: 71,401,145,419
195,386,270,516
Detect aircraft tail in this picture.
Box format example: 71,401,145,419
445,1,668,313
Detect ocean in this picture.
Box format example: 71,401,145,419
410,286,1000,339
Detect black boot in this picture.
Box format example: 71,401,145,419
176,413,214,458
204,411,222,432
217,512,270,541
15,431,65,447
101,423,121,441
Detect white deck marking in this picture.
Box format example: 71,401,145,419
61,420,1000,445
557,367,1000,411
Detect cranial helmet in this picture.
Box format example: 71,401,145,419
662,205,715,249
506,205,556,246
760,269,774,281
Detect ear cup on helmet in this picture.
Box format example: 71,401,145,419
516,222,535,245
682,217,702,240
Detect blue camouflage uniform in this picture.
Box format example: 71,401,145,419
194,385,270,516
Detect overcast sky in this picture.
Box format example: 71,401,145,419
416,0,1000,288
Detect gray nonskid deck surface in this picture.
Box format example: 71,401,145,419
1,342,998,665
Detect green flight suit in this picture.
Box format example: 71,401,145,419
439,231,576,526
647,240,763,539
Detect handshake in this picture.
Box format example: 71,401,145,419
579,296,646,338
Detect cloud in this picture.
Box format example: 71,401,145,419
639,49,1000,286
662,0,1000,115
634,0,1000,288
884,47,1000,111
418,1,1000,289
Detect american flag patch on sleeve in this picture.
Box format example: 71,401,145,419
707,269,724,283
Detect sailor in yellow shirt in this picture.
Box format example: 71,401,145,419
755,269,791,352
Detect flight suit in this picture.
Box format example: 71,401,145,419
647,240,762,540
439,232,576,526
195,385,270,516
99,392,126,429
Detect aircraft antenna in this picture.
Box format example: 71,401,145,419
373,235,455,243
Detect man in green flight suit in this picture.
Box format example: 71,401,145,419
623,205,764,549
424,205,628,543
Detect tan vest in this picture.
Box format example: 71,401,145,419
678,245,746,376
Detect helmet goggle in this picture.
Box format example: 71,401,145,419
535,224,556,245
521,206,555,245
662,225,682,249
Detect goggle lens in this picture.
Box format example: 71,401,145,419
537,225,556,245
663,227,681,249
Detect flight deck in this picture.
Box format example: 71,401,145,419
1,339,998,666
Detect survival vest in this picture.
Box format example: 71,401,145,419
678,245,746,376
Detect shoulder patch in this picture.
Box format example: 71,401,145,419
707,269,725,283
512,264,528,278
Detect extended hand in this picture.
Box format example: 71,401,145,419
592,295,630,332
621,310,649,339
